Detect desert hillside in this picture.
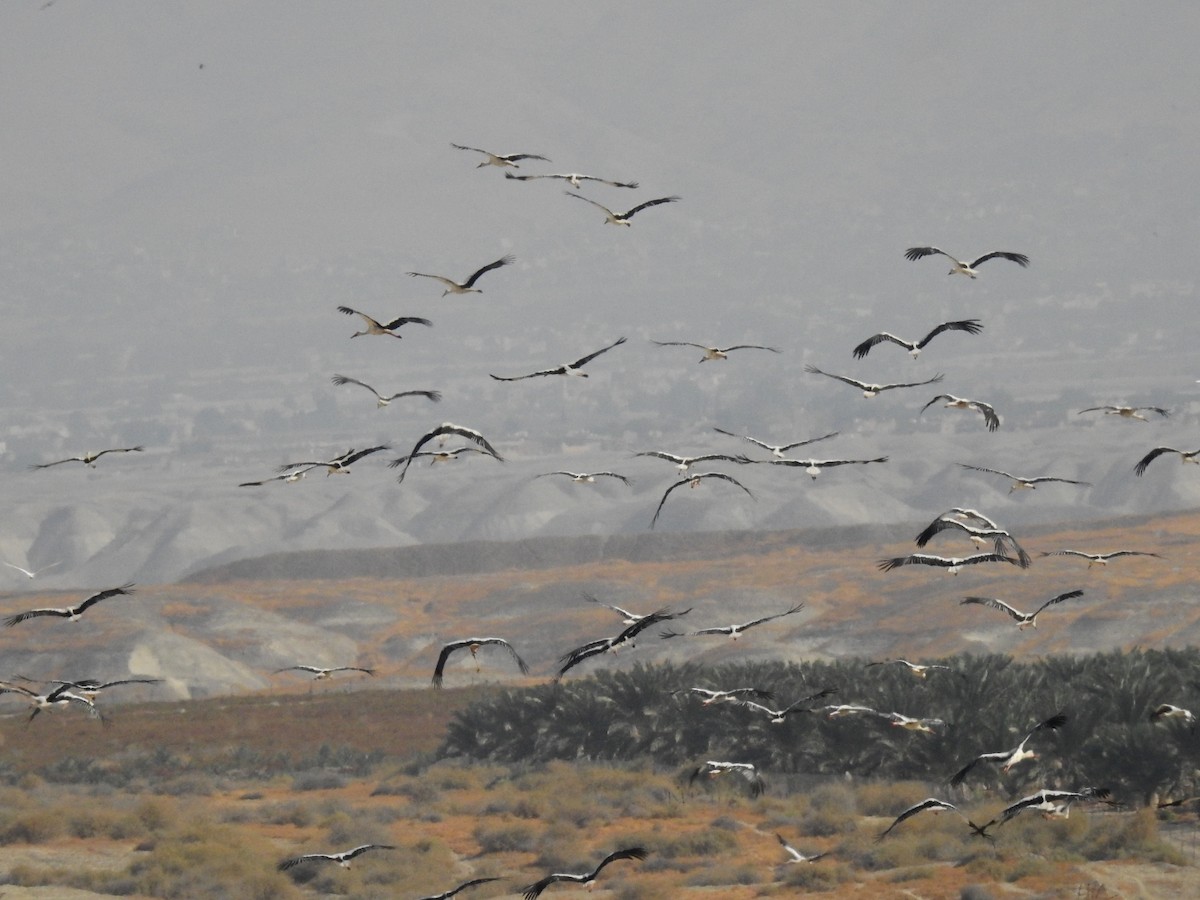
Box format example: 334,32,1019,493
0,508,1195,701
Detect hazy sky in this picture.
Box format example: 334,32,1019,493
2,2,1199,584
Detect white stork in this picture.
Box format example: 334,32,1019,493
407,255,515,295
1149,703,1195,725
804,365,943,397
278,844,395,872
634,450,753,472
853,319,983,359
336,306,432,338
521,847,648,899
3,561,61,579
769,456,888,480
713,427,839,458
29,446,143,469
0,682,101,724
653,339,779,362
505,171,637,189
688,761,765,797
536,471,632,486
960,590,1083,630
277,445,390,476
450,143,549,168
431,638,529,688
1079,405,1169,422
490,337,626,380
331,375,441,408
564,191,679,225
1039,549,1162,567
416,877,501,900
741,688,838,723
1134,446,1200,476
877,798,987,840
659,603,804,640
958,463,1090,492
865,659,954,678
980,788,1111,832
238,466,317,487
393,423,502,484
649,471,754,529
556,610,683,681
921,394,1000,431
273,665,375,680
949,713,1069,786
775,832,828,864
877,552,1021,575
672,686,775,706
914,513,1029,566
5,583,135,627
904,246,1030,278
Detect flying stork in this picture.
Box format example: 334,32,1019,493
536,471,632,486
0,682,101,724
877,798,988,840
431,638,529,688
672,686,775,706
505,171,637,189
978,788,1111,833
853,319,984,359
1079,405,1169,422
1134,446,1200,476
3,561,61,579
277,445,390,476
914,513,1029,566
649,471,754,529
865,659,955,678
1150,703,1195,725
273,665,375,680
583,593,668,625
688,761,766,797
804,365,943,397
634,450,753,472
1039,549,1162,567
921,394,1000,431
416,877,502,900
949,713,1069,786
490,336,626,380
713,427,839,458
331,375,441,408
958,463,1090,492
564,191,679,225
393,423,502,484
775,832,828,864
741,688,839,723
29,446,143,469
877,552,1021,575
238,466,317,487
654,339,780,362
960,590,1084,630
659,603,804,640
5,583,135,627
521,847,648,899
556,609,682,681
407,255,515,295
390,446,495,467
336,306,432,338
904,246,1030,278
47,677,162,703
278,844,395,872
768,455,888,480
450,143,549,168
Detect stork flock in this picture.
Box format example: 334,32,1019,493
6,135,1196,896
